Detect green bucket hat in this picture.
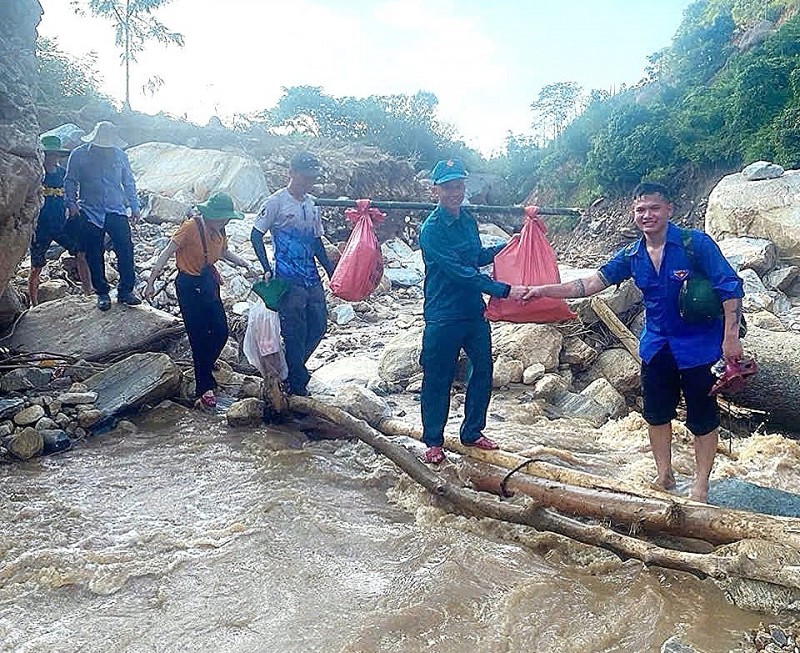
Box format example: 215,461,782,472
196,192,244,221
40,135,70,156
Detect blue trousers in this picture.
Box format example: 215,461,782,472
420,319,493,447
277,282,327,394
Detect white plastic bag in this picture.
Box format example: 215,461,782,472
243,301,288,380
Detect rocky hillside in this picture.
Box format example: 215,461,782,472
0,0,41,302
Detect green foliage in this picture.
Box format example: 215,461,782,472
503,0,800,204
36,36,105,110
72,0,184,108
260,86,468,170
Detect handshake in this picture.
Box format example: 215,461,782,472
508,285,546,301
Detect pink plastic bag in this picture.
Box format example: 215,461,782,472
485,206,576,323
330,199,385,302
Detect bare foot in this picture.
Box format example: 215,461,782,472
689,481,709,503
653,472,676,492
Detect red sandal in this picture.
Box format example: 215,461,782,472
463,435,498,451
422,446,445,464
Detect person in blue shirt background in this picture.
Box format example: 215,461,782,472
65,121,141,311
524,182,744,502
419,159,529,464
28,135,91,305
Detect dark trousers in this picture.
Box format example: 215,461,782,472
420,319,493,447
84,212,136,296
277,282,327,394
176,272,229,397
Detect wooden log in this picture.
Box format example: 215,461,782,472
376,417,674,502
286,396,800,593
461,459,800,550
590,296,641,363
289,399,800,551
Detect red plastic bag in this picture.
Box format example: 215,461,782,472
485,206,576,323
330,199,385,302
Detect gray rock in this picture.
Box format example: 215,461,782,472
560,267,643,325
83,353,182,426
328,384,390,427
706,173,800,264
57,392,98,406
316,354,380,388
6,296,182,362
378,328,423,384
0,367,52,393
765,265,800,292
492,356,523,388
492,323,563,371
742,160,784,181
238,376,263,399
68,382,89,393
522,363,546,385
552,391,609,427
226,398,264,427
34,417,57,431
4,426,43,460
0,0,41,309
580,378,627,420
0,398,24,420
384,267,423,288
660,636,699,653
559,336,597,370
13,405,45,426
719,237,778,276
331,303,356,325
586,348,641,394
748,310,786,331
0,422,13,437
37,279,70,303
532,374,569,402
77,409,103,428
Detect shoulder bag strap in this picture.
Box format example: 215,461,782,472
194,216,210,266
680,228,697,272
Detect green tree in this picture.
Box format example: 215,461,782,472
262,86,463,168
72,0,184,109
530,81,583,142
36,36,105,110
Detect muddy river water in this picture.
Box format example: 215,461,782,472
2,395,794,653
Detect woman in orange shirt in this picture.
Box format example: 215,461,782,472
145,193,254,408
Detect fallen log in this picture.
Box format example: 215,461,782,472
286,397,800,552
376,417,680,502
461,459,800,550
590,296,641,363
285,396,800,598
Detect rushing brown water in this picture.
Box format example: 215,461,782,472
0,400,784,653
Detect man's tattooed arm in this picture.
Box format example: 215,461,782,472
571,278,587,297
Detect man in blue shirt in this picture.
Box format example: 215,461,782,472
419,159,528,464
250,152,335,396
65,121,141,311
525,182,744,502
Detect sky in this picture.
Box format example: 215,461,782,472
38,0,695,155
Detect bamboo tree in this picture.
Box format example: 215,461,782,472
72,0,184,109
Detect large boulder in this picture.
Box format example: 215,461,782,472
735,327,800,428
559,266,643,324
327,384,390,427
718,237,778,276
378,328,423,384
6,295,182,362
83,352,181,425
491,323,562,371
0,0,41,307
127,142,269,212
706,170,800,263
